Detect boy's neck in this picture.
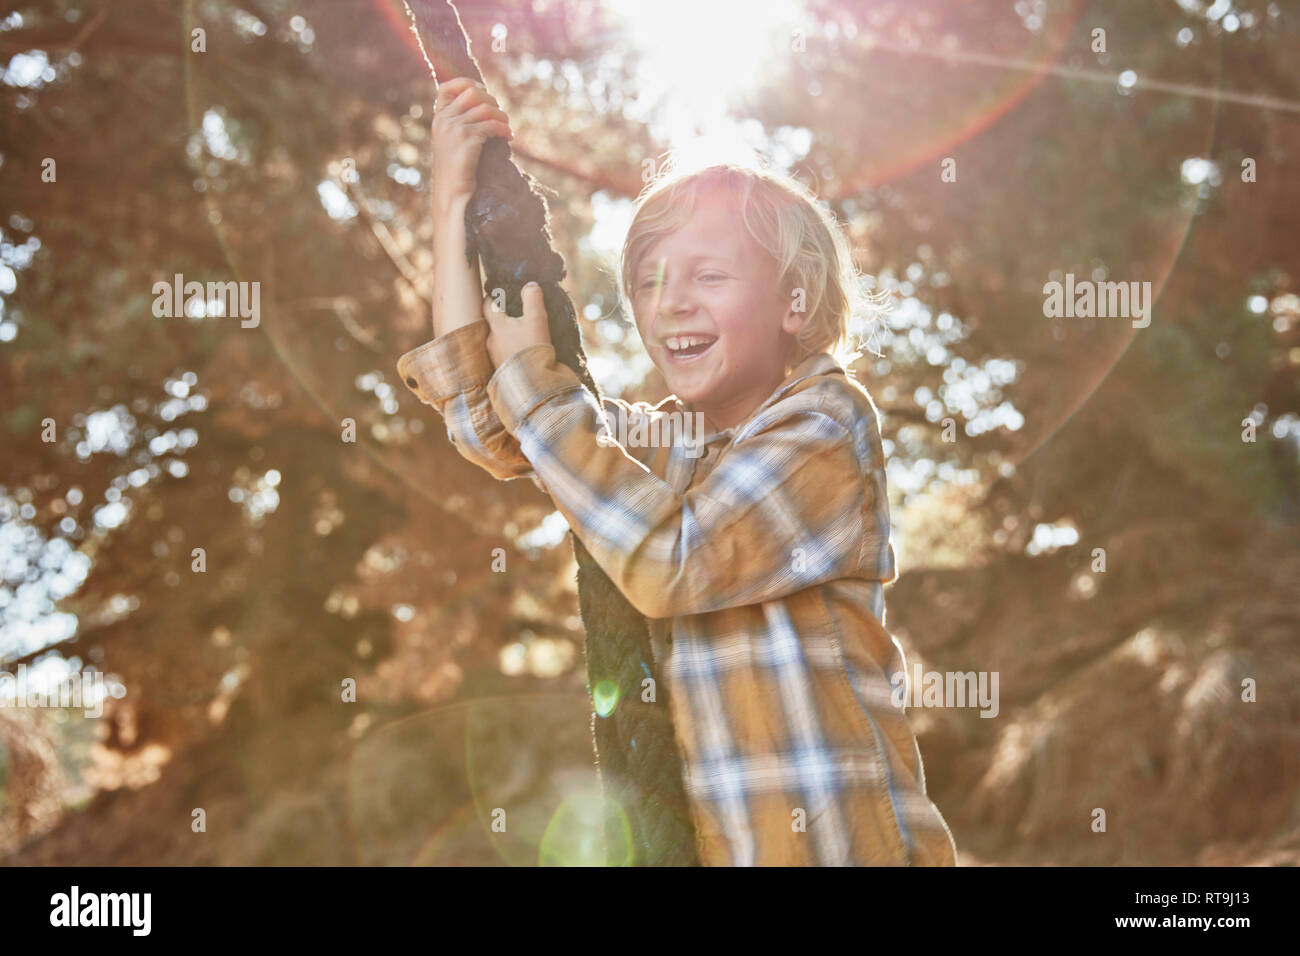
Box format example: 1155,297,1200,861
691,361,798,436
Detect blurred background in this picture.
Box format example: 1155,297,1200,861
1,0,1297,865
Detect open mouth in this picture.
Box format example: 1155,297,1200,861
665,337,717,363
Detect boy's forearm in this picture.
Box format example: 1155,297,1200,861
431,192,482,338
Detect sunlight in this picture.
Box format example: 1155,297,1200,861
605,0,803,165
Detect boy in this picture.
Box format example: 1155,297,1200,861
397,78,958,865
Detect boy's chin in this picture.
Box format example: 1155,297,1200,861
661,378,709,403
653,358,725,406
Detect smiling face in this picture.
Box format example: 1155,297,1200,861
630,188,806,433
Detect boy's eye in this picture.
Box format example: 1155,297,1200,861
635,271,727,291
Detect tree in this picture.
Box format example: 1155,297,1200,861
1,0,1297,866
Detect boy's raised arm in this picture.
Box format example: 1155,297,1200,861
428,77,510,339
396,77,542,483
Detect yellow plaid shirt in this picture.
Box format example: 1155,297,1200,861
398,319,958,866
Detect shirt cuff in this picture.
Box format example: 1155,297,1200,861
396,320,495,407
487,343,584,434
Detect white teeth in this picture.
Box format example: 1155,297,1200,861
667,335,715,351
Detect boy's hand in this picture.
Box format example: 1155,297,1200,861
484,282,552,369
432,77,512,206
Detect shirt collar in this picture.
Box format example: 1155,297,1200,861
675,351,844,445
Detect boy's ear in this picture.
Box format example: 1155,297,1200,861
780,294,806,336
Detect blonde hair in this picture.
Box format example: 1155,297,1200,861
617,155,887,371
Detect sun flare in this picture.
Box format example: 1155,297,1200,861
604,0,804,166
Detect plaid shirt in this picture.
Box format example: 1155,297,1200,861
398,319,958,866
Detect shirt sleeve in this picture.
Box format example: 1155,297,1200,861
396,320,657,492
397,320,538,483
486,343,890,620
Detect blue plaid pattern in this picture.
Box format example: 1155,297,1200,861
398,319,958,865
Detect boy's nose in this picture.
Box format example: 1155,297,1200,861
656,272,693,317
